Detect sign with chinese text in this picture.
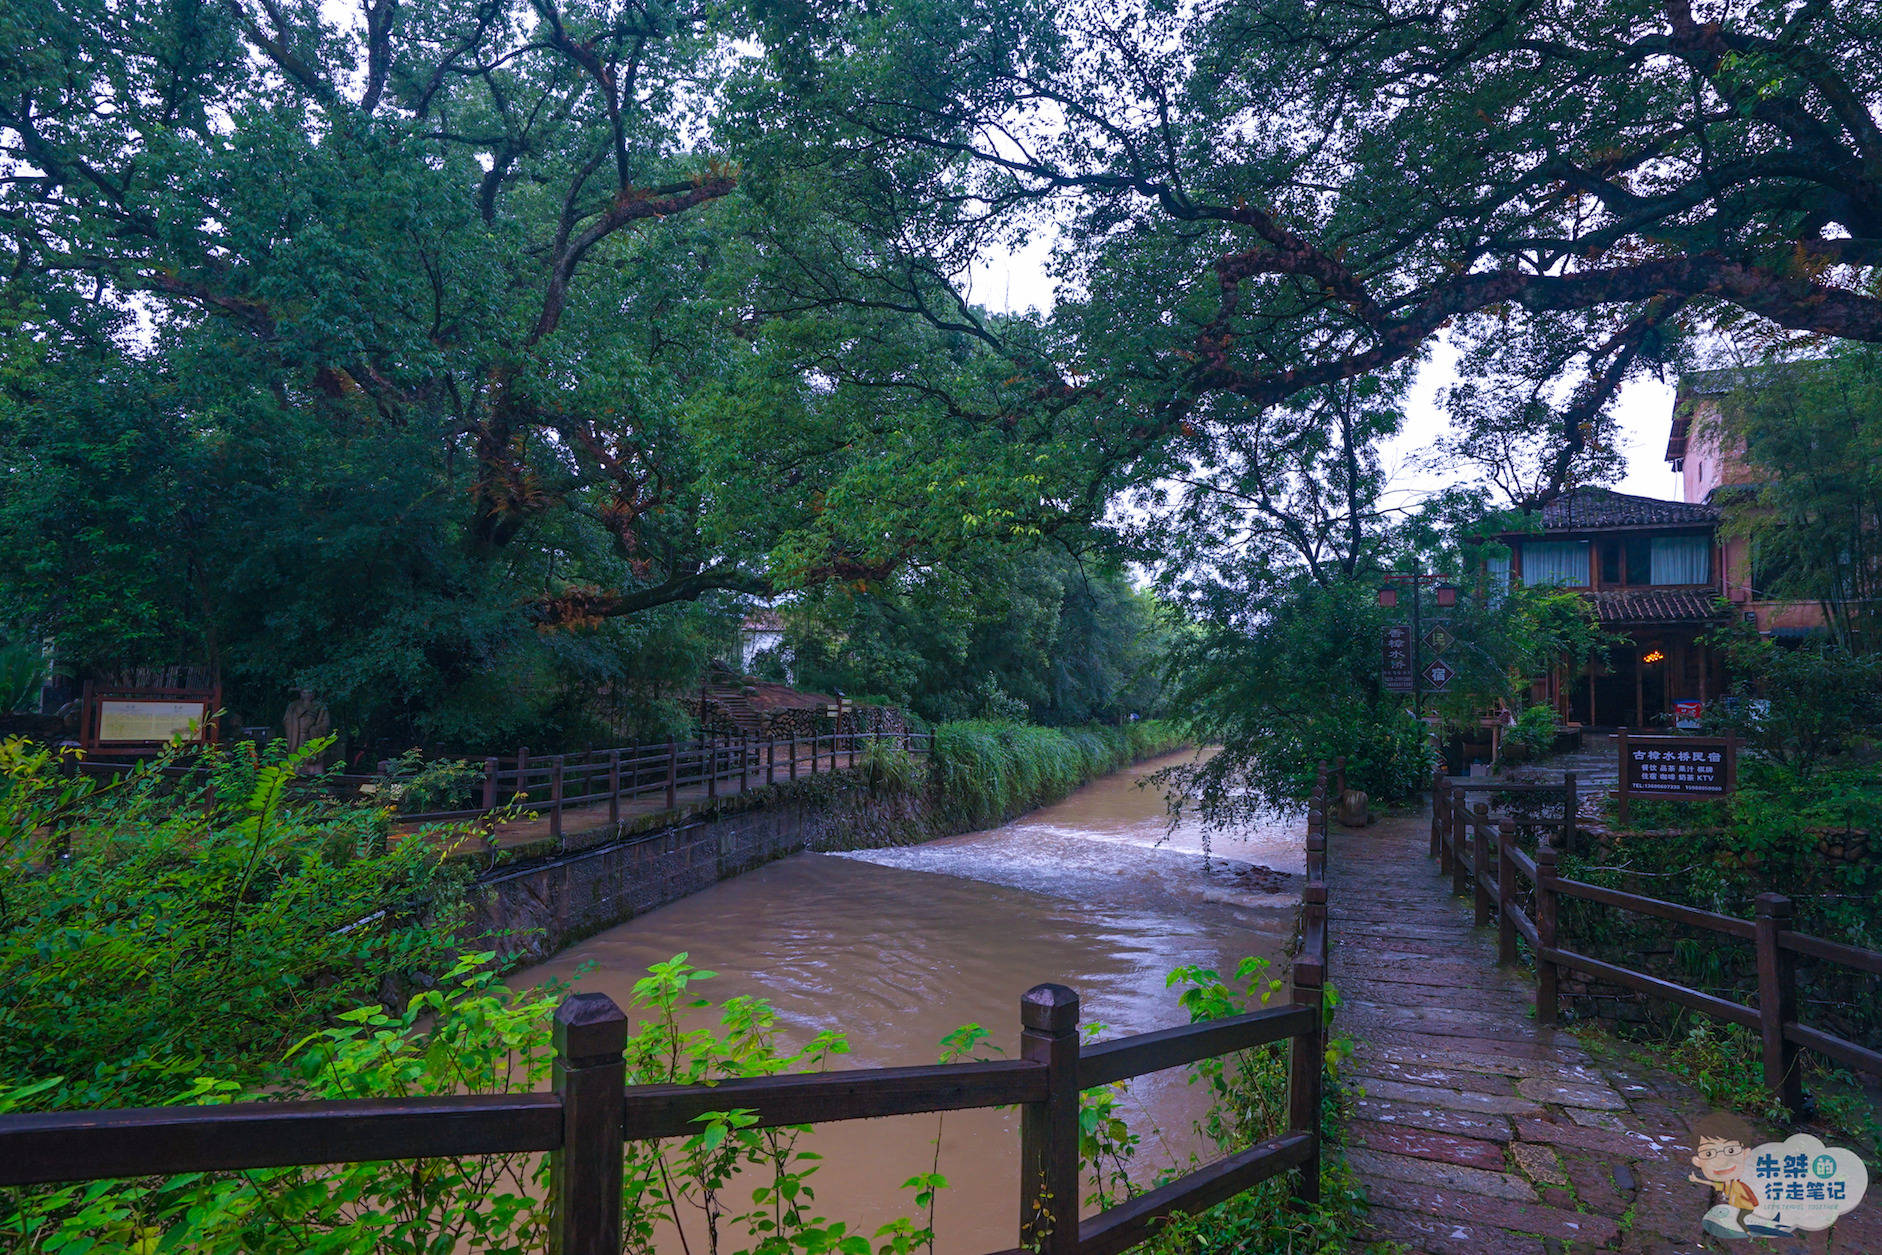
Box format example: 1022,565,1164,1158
1381,625,1413,693
1421,659,1456,690
1423,622,1455,654
96,700,209,746
1620,734,1734,798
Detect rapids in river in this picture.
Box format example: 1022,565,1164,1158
513,749,1303,1254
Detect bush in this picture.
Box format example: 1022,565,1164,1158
1704,632,1882,777
927,719,1184,829
1502,704,1557,761
0,736,470,1109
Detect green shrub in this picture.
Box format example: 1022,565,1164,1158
0,736,470,1109
1502,705,1557,761
927,719,1183,829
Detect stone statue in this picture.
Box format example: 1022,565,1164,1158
283,689,332,774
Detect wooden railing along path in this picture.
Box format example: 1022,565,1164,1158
1431,771,1882,1114
3,770,1339,1255
79,730,933,839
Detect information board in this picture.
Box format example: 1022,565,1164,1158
96,699,209,746
1615,731,1736,820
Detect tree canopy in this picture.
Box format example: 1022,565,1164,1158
758,0,1882,505
4,0,1880,747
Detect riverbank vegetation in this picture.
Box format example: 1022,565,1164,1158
927,719,1186,830
0,737,469,1113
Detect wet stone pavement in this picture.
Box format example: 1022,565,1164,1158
1326,807,1879,1254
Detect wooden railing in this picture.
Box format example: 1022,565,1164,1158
449,730,935,836
1,767,1339,1255
76,730,935,836
1431,774,1882,1114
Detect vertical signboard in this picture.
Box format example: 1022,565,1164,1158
1382,625,1414,693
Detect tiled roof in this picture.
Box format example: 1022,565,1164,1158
1538,487,1718,531
1588,590,1725,624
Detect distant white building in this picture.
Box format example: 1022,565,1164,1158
738,611,786,676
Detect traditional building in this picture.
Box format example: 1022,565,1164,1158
1493,487,1727,729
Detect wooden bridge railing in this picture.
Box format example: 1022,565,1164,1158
76,729,935,836
1431,772,1882,1115
2,768,1338,1255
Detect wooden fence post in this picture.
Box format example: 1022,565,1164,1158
1019,984,1081,1255
665,743,678,811
550,757,565,843
483,757,499,812
708,739,719,799
1288,955,1326,1206
1616,727,1631,825
1755,893,1806,1114
767,738,776,786
789,733,799,781
551,993,628,1255
608,750,621,825
1472,811,1492,927
1536,846,1559,1026
1454,802,1481,898
1561,772,1578,852
1430,769,1445,859
1496,821,1517,964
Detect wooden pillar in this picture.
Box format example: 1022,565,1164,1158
1588,666,1597,728
664,743,678,811
551,994,628,1255
766,737,776,786
482,757,499,812
1616,727,1631,825
1018,984,1081,1255
1288,955,1326,1206
789,733,799,780
1536,846,1560,1026
607,750,621,825
550,757,565,843
1755,894,1806,1114
1634,648,1645,729
1473,814,1493,927
1496,821,1517,964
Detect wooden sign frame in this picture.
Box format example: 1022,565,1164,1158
81,680,220,752
1615,728,1736,822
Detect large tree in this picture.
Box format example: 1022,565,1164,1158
753,0,1882,506
0,0,1095,738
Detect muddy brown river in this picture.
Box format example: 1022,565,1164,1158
513,750,1302,1253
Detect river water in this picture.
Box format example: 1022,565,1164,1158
513,750,1303,1254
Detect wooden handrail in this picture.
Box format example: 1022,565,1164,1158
1078,1131,1316,1255
1541,945,1763,1030
619,1059,1048,1140
1079,1005,1314,1089
1549,876,1756,939
1429,789,1882,1112
0,1093,564,1187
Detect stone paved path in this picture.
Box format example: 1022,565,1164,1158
1327,807,1877,1254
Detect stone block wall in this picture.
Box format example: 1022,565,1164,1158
469,799,823,965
